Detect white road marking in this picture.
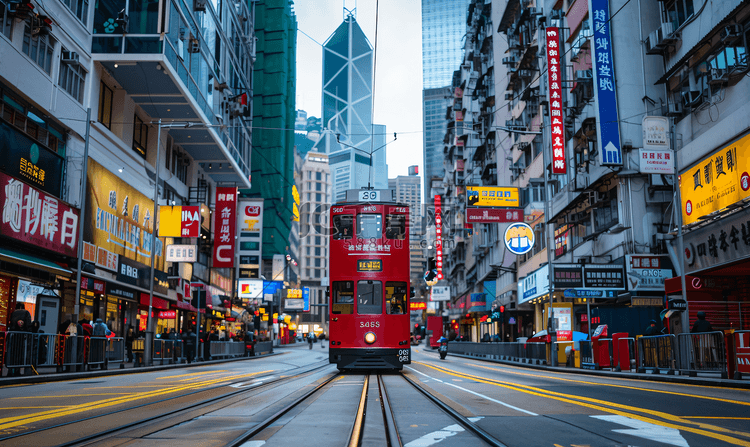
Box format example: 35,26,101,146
591,415,689,447
406,366,538,416
230,381,264,389
404,423,464,447
239,442,265,447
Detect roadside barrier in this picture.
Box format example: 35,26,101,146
105,337,126,369
88,337,108,370
60,335,86,372
444,341,547,365
209,341,245,359
35,334,58,367
4,332,34,373
638,334,677,374
677,331,727,378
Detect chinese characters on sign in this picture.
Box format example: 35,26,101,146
357,259,383,272
683,210,750,274
680,133,750,225
1,172,79,256
466,208,524,223
466,186,520,208
591,0,623,166
626,255,672,291
435,195,443,280
639,149,675,174
546,27,566,174
213,187,237,268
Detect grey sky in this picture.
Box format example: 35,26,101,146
294,1,424,180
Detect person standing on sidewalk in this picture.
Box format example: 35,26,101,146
9,303,32,376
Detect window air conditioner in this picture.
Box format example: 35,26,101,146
61,51,80,66
720,24,742,43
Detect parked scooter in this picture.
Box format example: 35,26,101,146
438,337,448,360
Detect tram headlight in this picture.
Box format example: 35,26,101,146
364,331,377,344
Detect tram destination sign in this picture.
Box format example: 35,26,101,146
357,259,383,272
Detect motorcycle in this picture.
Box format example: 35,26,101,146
438,341,448,360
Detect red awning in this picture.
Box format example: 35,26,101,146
139,293,170,310
173,300,198,312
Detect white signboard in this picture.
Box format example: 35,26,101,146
17,280,45,304
166,244,198,262
517,266,549,305
285,298,304,310
272,254,285,282
625,255,673,291
264,293,274,302
238,279,264,299
430,286,450,301
642,116,670,150
639,149,675,174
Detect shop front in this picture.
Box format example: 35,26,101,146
0,169,80,333
670,131,750,332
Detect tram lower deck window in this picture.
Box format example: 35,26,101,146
386,281,407,314
357,280,382,315
332,281,354,314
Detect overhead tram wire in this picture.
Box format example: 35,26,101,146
367,0,380,189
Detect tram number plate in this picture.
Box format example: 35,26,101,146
359,190,380,202
398,349,411,363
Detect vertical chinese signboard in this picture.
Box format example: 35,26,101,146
1,171,79,256
590,0,623,167
213,187,237,268
434,195,443,280
546,27,566,174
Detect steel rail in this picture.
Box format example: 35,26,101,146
378,374,403,447
226,371,342,447
348,374,370,447
0,361,331,446
401,372,509,447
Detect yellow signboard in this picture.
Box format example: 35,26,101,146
286,288,302,298
84,158,166,270
357,259,383,272
680,133,750,225
466,186,520,208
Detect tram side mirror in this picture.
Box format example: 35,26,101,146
410,286,415,298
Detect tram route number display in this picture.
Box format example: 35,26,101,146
359,190,380,201
398,349,411,363
357,259,383,272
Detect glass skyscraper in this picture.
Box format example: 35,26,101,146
422,0,471,197
314,11,388,202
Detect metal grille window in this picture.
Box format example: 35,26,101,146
59,55,86,103
594,189,619,232
22,22,54,75
132,115,148,158
98,81,113,128
62,0,88,24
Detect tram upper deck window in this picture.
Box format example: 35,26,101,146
386,281,407,315
332,215,353,240
357,214,382,240
332,281,354,314
357,280,382,315
385,214,406,240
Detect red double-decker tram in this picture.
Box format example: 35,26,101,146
328,189,412,371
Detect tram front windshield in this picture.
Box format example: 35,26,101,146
357,280,382,315
357,214,382,240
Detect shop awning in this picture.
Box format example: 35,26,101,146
139,293,170,310
0,247,71,276
173,300,198,313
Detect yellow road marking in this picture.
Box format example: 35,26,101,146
466,360,750,392
415,362,750,446
469,362,750,401
0,407,69,409
0,370,273,430
11,394,131,398
159,371,228,379
683,417,750,420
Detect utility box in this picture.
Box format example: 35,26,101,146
611,332,631,371
591,324,610,369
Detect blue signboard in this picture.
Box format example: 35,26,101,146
563,289,618,299
263,280,283,295
303,287,310,312
590,0,622,166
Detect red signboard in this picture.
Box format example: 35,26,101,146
212,187,237,268
736,332,750,375
434,195,443,280
466,208,524,223
546,27,567,174
0,171,79,256
158,310,176,319
410,302,427,310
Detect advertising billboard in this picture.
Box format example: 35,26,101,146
213,187,237,268
545,27,567,174
158,206,201,237
466,186,520,208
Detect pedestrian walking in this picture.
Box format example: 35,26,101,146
691,311,714,333
125,325,135,362
308,332,313,350
185,329,196,363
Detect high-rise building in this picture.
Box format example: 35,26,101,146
314,11,388,202
249,0,297,271
421,0,471,198
389,175,425,290
296,151,331,336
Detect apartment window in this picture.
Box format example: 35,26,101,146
316,193,322,201
316,182,322,191
98,82,113,128
59,57,86,103
316,171,322,180
314,269,321,278
132,115,148,158
315,258,321,267
0,1,13,39
594,189,619,231
307,171,311,179
664,0,694,29
62,0,88,24
22,22,54,75
571,211,592,247
315,247,321,256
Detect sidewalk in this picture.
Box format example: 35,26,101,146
0,352,279,387
423,345,750,389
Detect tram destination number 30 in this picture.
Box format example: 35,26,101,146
398,349,410,363
359,190,380,201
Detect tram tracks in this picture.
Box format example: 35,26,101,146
0,361,334,447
